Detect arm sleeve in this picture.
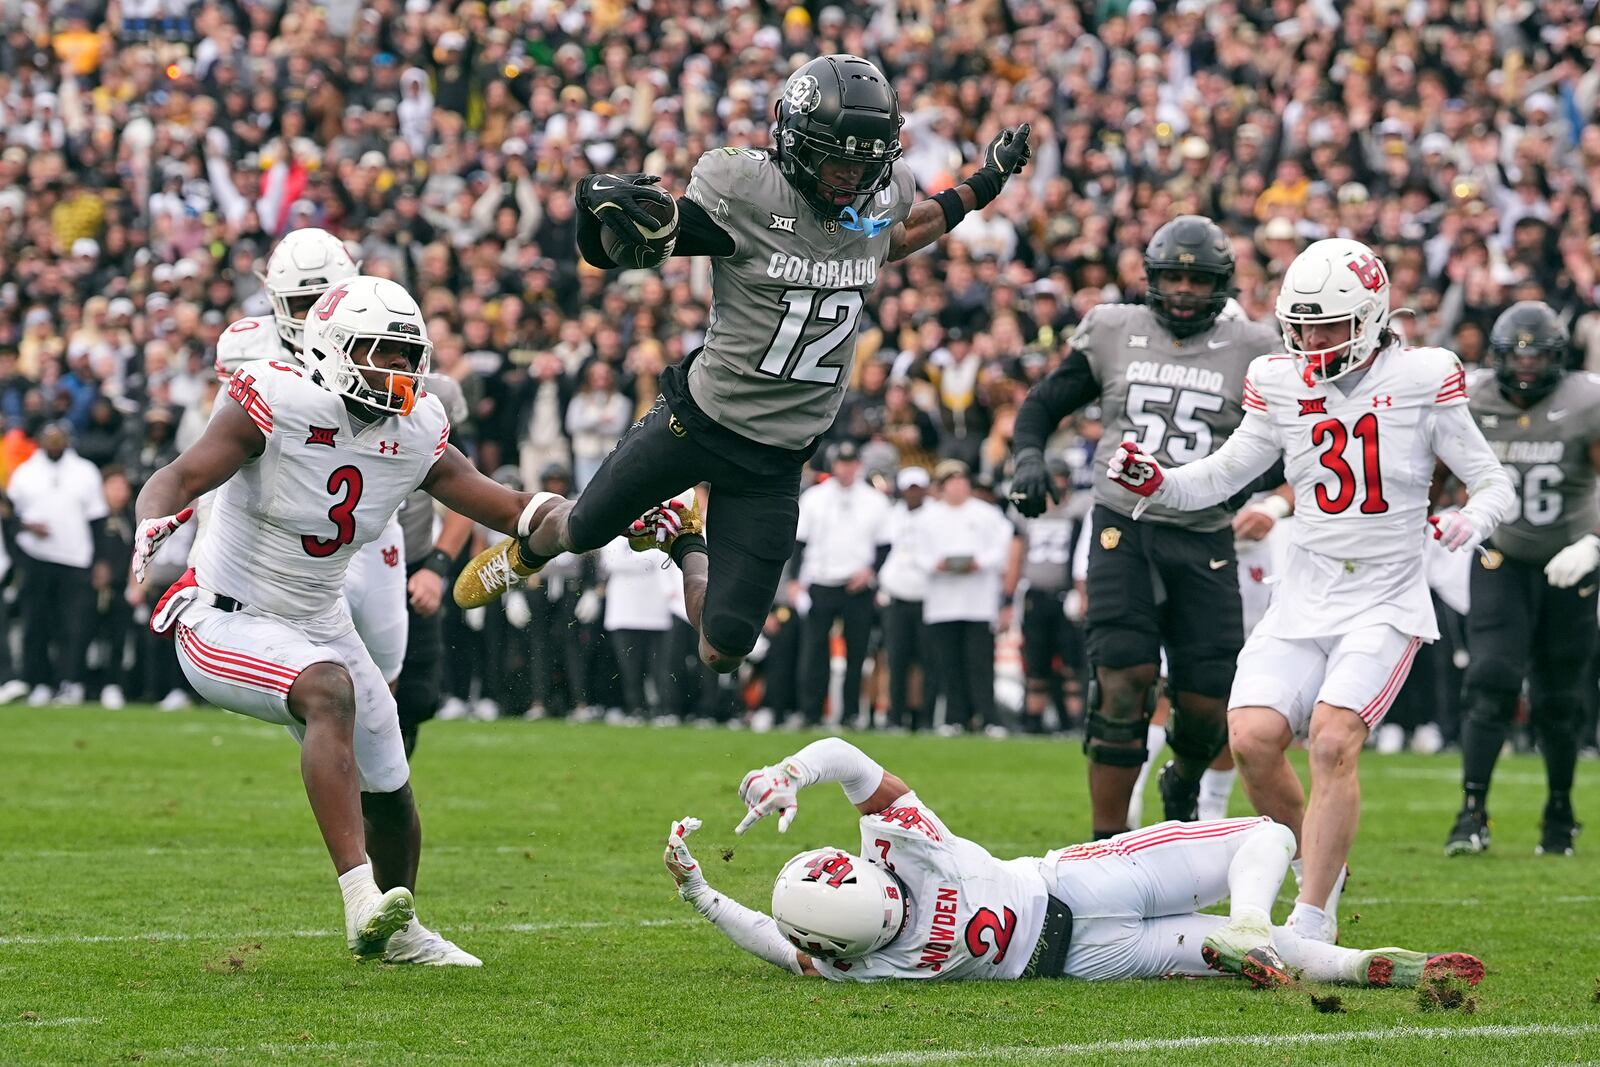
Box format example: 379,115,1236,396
1429,402,1516,535
1156,410,1285,512
685,887,806,975
1013,346,1102,454
784,737,887,804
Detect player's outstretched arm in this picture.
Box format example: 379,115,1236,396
1111,409,1284,516
1009,347,1102,517
420,444,534,537
735,738,909,836
574,173,735,269
664,818,819,977
887,124,1031,262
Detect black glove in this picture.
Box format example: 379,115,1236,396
982,123,1032,183
1008,447,1059,519
575,173,673,248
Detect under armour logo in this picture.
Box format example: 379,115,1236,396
1347,254,1388,293
381,546,400,567
1371,395,1393,408
306,425,338,447
1298,398,1327,416
377,440,400,455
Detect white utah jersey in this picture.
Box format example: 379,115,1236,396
1159,343,1511,639
192,359,451,641
214,315,288,380
810,792,1049,983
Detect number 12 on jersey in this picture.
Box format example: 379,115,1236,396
758,288,864,385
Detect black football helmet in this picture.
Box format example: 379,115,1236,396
1490,300,1567,402
773,54,902,218
1144,215,1235,338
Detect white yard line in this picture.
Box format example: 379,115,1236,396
0,917,694,947
0,1017,101,1029
706,1023,1600,1067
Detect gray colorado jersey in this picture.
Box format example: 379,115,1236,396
1469,368,1600,564
1076,304,1280,531
683,148,916,449
399,374,470,562
1022,512,1076,592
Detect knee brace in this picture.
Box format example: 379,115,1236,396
1167,694,1230,767
1083,674,1156,768
1167,651,1237,703
1462,685,1518,731
1463,654,1526,700
701,607,760,662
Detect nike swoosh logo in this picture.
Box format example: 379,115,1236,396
591,182,617,191
1209,559,1229,570
1207,339,1229,349
1548,409,1568,420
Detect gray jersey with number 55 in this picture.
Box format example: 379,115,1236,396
1078,303,1280,531
683,148,916,450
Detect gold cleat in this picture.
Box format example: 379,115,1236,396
627,496,704,555
453,537,542,608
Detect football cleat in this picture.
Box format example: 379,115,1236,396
628,496,703,555
453,538,542,608
347,886,415,961
1444,807,1491,856
1158,761,1200,822
1201,916,1292,988
1535,804,1580,856
383,921,482,967
1360,949,1484,988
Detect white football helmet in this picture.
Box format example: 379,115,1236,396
771,848,907,960
300,276,432,416
1275,237,1392,384
260,228,360,349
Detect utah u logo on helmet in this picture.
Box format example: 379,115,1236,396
1347,254,1388,293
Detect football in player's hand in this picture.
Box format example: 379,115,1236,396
598,192,679,270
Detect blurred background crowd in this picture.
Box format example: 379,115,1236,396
1,0,1598,752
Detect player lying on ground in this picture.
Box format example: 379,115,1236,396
134,276,549,965
662,737,1483,988
1103,237,1515,945
453,53,1030,682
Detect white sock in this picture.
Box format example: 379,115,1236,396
1198,768,1236,821
1323,864,1349,918
1287,901,1330,936
1228,822,1295,920
1290,858,1304,891
338,862,380,914
1272,927,1363,982
1127,724,1168,827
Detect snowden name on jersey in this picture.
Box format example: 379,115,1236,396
765,252,878,289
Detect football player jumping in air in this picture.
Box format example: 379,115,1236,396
452,54,1031,684
661,737,1483,989
135,276,555,965
1103,238,1515,944
1447,301,1600,857
1010,216,1284,839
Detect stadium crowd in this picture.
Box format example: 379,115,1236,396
1,0,1599,749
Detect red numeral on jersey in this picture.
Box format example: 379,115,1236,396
302,464,364,558
1311,413,1388,515
312,283,350,321
964,906,1018,965
801,854,854,889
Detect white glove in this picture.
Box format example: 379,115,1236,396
1428,512,1484,554
1545,533,1600,588
133,507,194,584
735,763,799,835
574,589,602,623
664,816,709,900
503,589,532,629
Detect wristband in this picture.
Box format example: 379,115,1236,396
670,532,709,567
933,187,967,232
1253,495,1292,521
421,549,453,578
961,167,1004,209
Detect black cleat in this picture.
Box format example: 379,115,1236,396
1158,760,1200,822
1535,805,1580,857
1444,807,1490,856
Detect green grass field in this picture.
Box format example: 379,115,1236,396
2,707,1598,1066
